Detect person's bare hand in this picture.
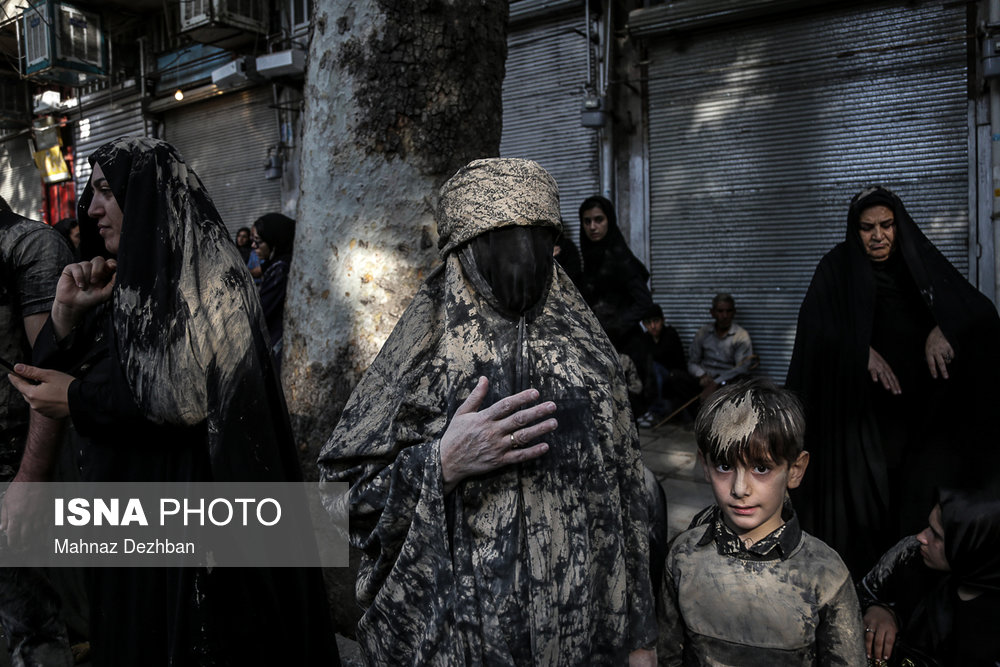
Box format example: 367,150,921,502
439,377,557,493
863,604,898,662
52,258,117,338
924,325,954,380
8,364,74,419
868,347,901,395
628,647,656,666
0,473,48,550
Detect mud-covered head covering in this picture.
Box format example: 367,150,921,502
939,487,1000,592
436,158,561,258
77,137,295,479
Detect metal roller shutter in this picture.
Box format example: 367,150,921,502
73,83,148,199
1,136,43,218
501,10,599,237
645,0,970,383
163,86,281,236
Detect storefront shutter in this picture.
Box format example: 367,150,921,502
644,0,970,383
502,9,600,236
163,86,281,236
73,82,148,200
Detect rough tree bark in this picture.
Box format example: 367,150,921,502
283,1,509,635
286,0,510,452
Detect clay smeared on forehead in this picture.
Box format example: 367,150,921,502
696,379,805,465
706,390,760,458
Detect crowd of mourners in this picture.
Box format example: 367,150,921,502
0,137,998,667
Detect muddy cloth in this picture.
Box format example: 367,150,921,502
857,489,1000,666
319,158,656,665
658,504,865,666
34,137,338,667
785,186,1000,576
0,206,72,466
579,205,652,351
0,204,75,667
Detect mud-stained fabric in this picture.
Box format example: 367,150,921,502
786,186,1000,577
77,137,294,479
658,504,865,666
320,158,656,665
44,137,340,666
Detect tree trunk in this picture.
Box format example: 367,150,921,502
283,0,509,634
286,0,509,450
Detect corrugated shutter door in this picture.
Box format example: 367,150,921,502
73,88,148,199
501,12,599,237
646,1,969,383
1,138,43,218
164,87,281,235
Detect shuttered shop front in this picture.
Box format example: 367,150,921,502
73,84,148,200
163,86,281,236
502,6,599,235
641,0,971,383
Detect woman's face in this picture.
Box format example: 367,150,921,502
581,206,609,242
87,163,124,255
916,504,950,571
252,226,271,261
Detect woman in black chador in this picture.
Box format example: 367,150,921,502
578,196,653,351
786,185,1000,576
11,137,338,666
859,488,1000,666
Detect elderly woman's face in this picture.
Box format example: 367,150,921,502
857,205,896,262
87,163,124,255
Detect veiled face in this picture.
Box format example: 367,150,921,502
917,505,950,571
87,163,124,255
858,205,896,262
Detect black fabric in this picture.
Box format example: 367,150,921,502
469,225,555,314
786,186,1000,576
578,198,652,350
858,488,1000,666
51,137,338,666
553,232,582,287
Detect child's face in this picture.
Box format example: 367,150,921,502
699,450,809,546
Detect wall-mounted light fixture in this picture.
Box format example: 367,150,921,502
265,145,283,180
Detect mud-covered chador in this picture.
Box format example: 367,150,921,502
320,159,656,664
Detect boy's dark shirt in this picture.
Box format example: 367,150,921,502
658,504,866,666
642,327,685,372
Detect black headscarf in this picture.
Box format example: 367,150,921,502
787,185,1000,575
940,487,1000,593
253,212,296,263
577,196,652,349
77,136,297,481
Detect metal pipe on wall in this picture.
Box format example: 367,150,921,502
600,1,614,201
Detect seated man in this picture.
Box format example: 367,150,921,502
634,305,697,427
687,293,754,393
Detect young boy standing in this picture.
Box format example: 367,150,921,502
658,379,865,665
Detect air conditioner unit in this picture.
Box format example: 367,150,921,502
22,0,107,87
180,0,267,49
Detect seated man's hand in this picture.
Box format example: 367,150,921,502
863,604,898,662
924,325,954,380
868,347,901,395
439,377,557,494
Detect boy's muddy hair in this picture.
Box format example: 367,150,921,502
695,378,805,466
